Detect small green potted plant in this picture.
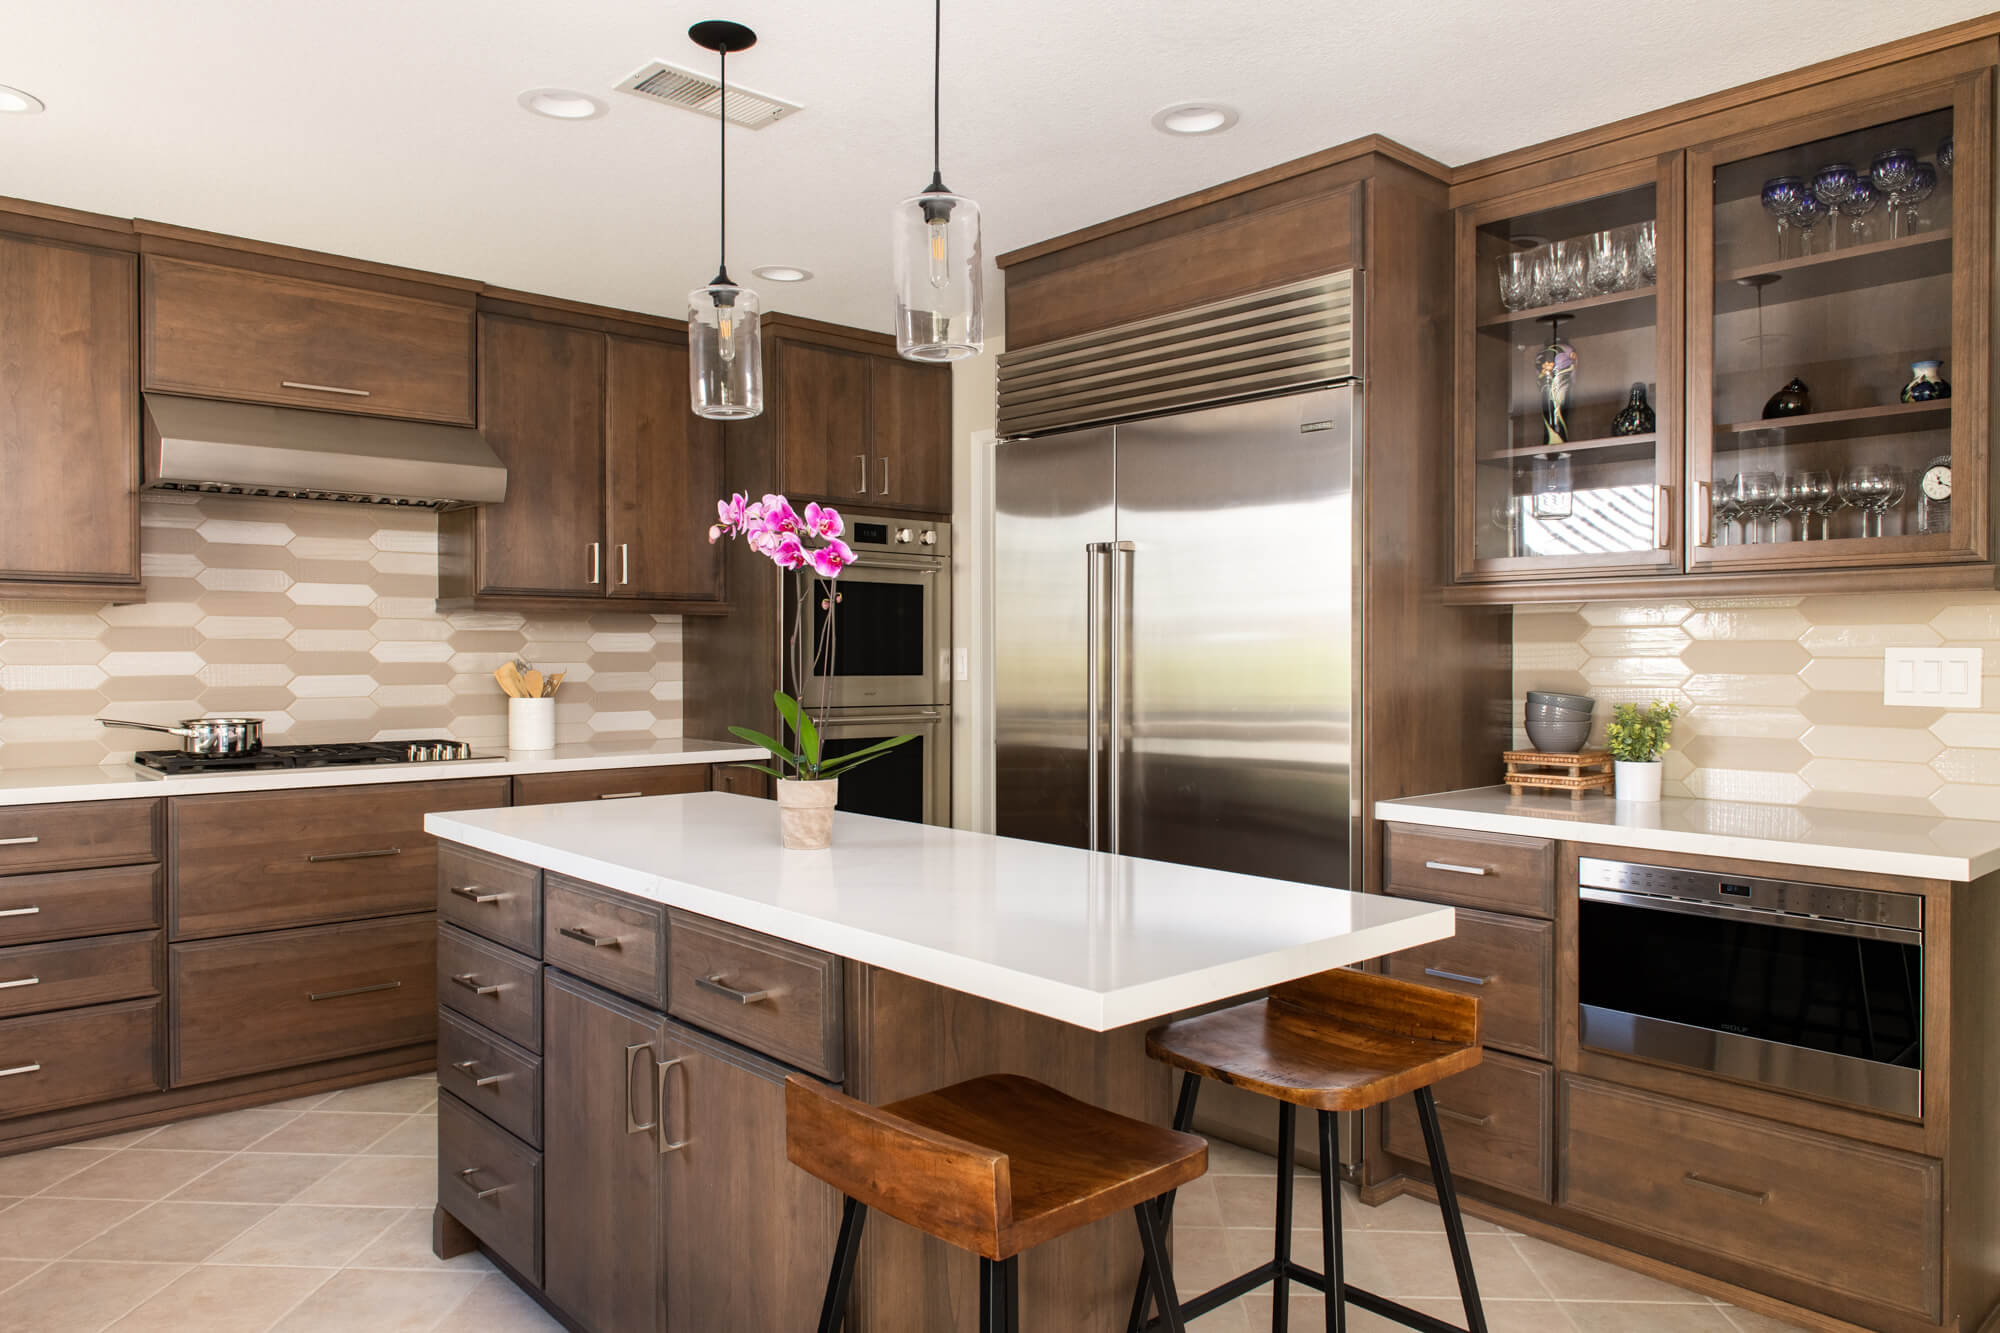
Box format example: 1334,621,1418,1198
1605,700,1679,803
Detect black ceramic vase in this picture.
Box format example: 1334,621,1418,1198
1611,382,1656,436
1763,376,1811,419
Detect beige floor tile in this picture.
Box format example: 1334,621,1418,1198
245,1112,406,1156
1511,1233,1710,1303
263,1092,336,1112
207,1205,402,1268
170,1154,342,1205
1563,1302,1735,1331
1343,1182,1502,1234
315,1078,437,1116
289,1154,434,1208
431,1272,565,1332
1204,1139,1282,1176
1167,1225,1237,1298
1214,1172,1326,1232
1717,1305,1811,1332
1166,1177,1222,1229
71,1201,275,1264
0,1256,46,1293
140,1110,301,1153
104,1264,332,1333
46,1150,233,1201
1401,1296,1576,1333
0,1259,189,1333
348,1207,492,1272
358,1117,437,1157
0,1146,112,1196
68,1128,162,1150
1362,1231,1550,1301
269,1267,484,1333
0,1197,146,1259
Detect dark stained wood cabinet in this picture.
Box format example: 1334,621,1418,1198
607,335,725,603
778,340,872,505
510,764,708,808
870,355,952,513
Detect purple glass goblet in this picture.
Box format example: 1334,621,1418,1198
1871,148,1920,238
1760,176,1805,260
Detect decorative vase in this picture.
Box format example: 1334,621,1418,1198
1902,359,1950,403
1535,336,1577,447
1762,376,1811,420
1610,382,1656,436
1613,760,1663,803
775,777,839,850
508,697,554,751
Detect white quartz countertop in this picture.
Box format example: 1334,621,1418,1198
425,792,1456,1031
0,737,763,807
1376,786,2000,882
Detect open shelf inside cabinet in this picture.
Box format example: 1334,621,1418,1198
1478,286,1657,336
1483,432,1657,462
1716,231,1952,312
1716,402,1950,443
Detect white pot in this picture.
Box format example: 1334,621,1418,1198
1613,759,1663,803
775,778,839,850
508,697,555,751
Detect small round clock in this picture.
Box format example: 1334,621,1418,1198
1921,459,1952,501
1919,455,1952,535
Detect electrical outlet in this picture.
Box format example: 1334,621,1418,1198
954,648,969,681
1883,646,1982,708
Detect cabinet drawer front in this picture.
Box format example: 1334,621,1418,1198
437,845,541,957
1560,1075,1940,1318
1382,906,1553,1060
511,765,709,807
0,800,158,876
542,876,667,1010
1384,1050,1552,1201
172,778,511,938
172,916,436,1086
437,1008,542,1147
438,1090,542,1283
1382,824,1553,918
0,999,161,1117
0,864,160,947
667,911,842,1080
143,256,476,425
438,923,543,1051
0,931,160,1020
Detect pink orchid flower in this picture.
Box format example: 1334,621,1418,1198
756,494,800,535
766,533,808,570
709,491,752,544
807,537,855,578
803,502,843,540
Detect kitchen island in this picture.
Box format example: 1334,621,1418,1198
424,792,1455,1333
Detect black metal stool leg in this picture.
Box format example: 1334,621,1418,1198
816,1197,867,1333
1318,1110,1345,1333
1414,1087,1488,1333
1134,1199,1188,1333
1272,1100,1295,1333
1127,1073,1202,1333
979,1257,999,1333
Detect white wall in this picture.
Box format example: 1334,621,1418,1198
949,333,1001,831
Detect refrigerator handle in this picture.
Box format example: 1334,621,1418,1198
1085,543,1105,853
1107,540,1134,856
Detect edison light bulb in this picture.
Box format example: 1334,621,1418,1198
927,215,950,289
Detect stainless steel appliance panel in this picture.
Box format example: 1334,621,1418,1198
818,707,949,827
784,515,950,711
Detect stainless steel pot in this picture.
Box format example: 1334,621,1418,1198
97,716,264,756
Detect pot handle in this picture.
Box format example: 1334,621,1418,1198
95,718,193,737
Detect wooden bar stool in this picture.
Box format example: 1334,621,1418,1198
787,1071,1209,1333
1128,969,1488,1333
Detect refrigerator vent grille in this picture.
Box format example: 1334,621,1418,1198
614,61,801,128
995,271,1355,436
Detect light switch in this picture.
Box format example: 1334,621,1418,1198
954,648,970,681
1883,646,1983,708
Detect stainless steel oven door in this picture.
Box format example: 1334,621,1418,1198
817,707,949,827
785,554,950,710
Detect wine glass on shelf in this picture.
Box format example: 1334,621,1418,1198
1587,230,1621,295
1870,148,1920,238
1838,175,1879,246
1551,239,1587,302
1938,135,1954,177
1733,471,1780,544
1789,194,1830,257
1760,177,1806,260
1839,465,1906,538
1527,247,1555,307
1809,164,1856,250
1711,476,1741,545
1635,220,1657,286
1498,251,1530,312
1791,470,1838,541
1901,162,1937,234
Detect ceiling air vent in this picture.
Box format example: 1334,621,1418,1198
614,61,800,128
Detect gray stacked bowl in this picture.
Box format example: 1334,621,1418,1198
1524,690,1594,753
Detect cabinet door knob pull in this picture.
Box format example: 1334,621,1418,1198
656,1055,689,1155
0,906,39,917
856,454,869,495
1434,1106,1492,1128
308,980,400,1002
625,1043,661,1136
1654,484,1672,551
595,791,643,800
619,543,630,587
696,974,782,1005
451,1059,509,1088
306,847,402,864
1682,1172,1768,1205
451,973,505,996
559,926,620,948
457,1165,507,1200
0,976,38,990
1423,860,1489,876
0,836,39,847
449,884,505,904
1422,967,1491,988
281,380,370,397
878,456,890,496
1695,481,1714,549
0,1063,41,1079
589,542,602,585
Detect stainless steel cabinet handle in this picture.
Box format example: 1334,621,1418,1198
0,1063,40,1079
1654,484,1672,551
0,836,39,847
1423,967,1491,988
589,542,602,585
1434,1106,1493,1128
308,980,400,1002
456,1165,507,1200
855,454,868,494
1108,541,1134,856
655,1056,689,1155
281,380,370,397
1085,544,1104,852
696,974,782,1005
559,926,620,948
596,791,643,800
619,543,630,587
1682,1171,1768,1205
449,884,505,904
451,1059,509,1088
878,456,890,496
1695,481,1713,548
0,976,38,990
1423,860,1489,877
625,1043,660,1135
0,906,39,918
450,973,505,996
306,847,402,863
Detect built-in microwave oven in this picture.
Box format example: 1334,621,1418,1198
783,515,950,711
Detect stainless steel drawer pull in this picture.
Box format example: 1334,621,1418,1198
855,454,868,494
1682,1172,1768,1205
619,543,630,587
306,847,403,863
0,1063,40,1078
449,884,505,904
589,542,602,585
281,380,371,397
1434,1106,1492,1128
1422,967,1491,988
0,906,39,918
451,1059,509,1088
0,976,38,990
456,1165,507,1201
559,926,621,948
451,973,506,996
878,456,890,496
0,836,39,847
696,974,782,1006
308,980,401,1002
596,791,644,800
1423,860,1489,877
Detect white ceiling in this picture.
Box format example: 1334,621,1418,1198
5,1,1988,334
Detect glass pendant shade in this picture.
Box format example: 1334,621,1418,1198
893,190,984,361
688,281,763,419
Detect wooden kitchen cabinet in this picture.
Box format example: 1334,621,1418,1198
778,340,872,504
606,335,726,603
870,355,952,513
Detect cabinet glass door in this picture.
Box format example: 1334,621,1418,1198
1456,159,1681,581
1689,74,1986,571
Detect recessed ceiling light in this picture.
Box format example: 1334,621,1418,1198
518,89,608,121
0,85,46,115
1152,102,1237,136
751,265,813,283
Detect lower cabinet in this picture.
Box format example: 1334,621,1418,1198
1383,1049,1553,1201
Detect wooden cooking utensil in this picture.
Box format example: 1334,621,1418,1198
545,671,565,697
494,665,518,698
525,669,544,699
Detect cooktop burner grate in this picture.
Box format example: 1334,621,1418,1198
133,739,481,774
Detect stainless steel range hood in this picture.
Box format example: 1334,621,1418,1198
142,394,507,508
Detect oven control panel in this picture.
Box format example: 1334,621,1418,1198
1578,857,1923,933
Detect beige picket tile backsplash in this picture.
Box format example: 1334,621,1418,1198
1514,590,2000,818
0,493,684,769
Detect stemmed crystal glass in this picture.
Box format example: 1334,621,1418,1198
1712,476,1742,545
1838,175,1879,245
1779,471,1836,541
1938,135,1954,176
1901,162,1937,234
1789,194,1830,256
1839,465,1906,538
1733,471,1780,543
1760,177,1806,259
1809,164,1857,250
1871,148,1920,238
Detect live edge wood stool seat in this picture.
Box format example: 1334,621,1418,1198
787,1071,1209,1333
1130,969,1488,1333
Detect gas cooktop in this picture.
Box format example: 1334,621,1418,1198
133,739,495,775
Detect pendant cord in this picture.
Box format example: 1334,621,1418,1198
931,0,941,180
718,46,728,281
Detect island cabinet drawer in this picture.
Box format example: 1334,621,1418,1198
1382,824,1553,919
0,999,161,1117
437,1008,542,1147
438,1090,543,1283
666,911,843,1080
437,845,541,957
1384,1050,1552,1201
171,778,512,939
1560,1076,1941,1319
0,931,160,1020
172,916,436,1086
542,876,667,1010
0,864,161,948
512,765,709,807
1381,905,1552,1060
438,923,543,1051
0,799,159,877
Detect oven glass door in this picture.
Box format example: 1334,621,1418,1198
819,709,947,826
793,560,945,709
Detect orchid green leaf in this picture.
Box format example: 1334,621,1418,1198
773,691,820,770
727,725,800,768
816,733,918,774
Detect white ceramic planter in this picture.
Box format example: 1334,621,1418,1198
1613,759,1663,803
776,777,839,849
508,697,555,751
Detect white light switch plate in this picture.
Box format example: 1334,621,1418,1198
954,648,969,681
1884,646,1983,708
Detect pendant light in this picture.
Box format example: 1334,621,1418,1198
892,0,983,361
688,19,763,419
